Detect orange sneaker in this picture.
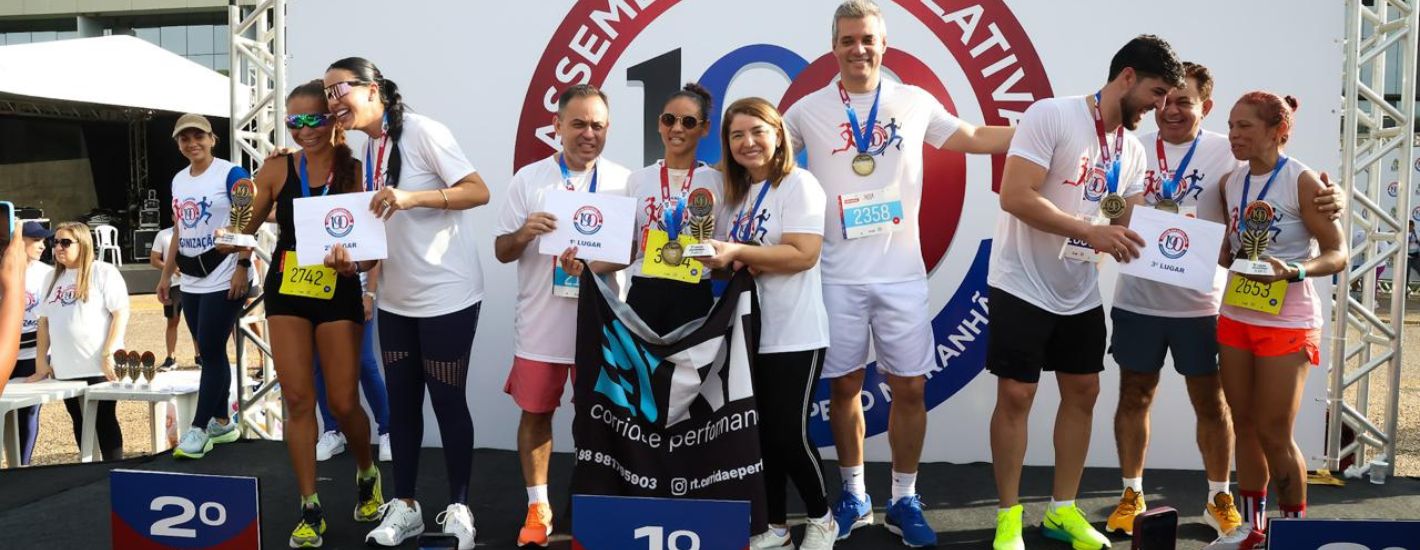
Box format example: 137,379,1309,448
1106,487,1146,535
517,502,552,547
1203,492,1243,537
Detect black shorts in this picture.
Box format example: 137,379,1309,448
163,286,182,319
263,266,363,326
986,286,1106,384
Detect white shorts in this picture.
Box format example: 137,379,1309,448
822,279,936,379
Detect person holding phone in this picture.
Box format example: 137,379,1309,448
0,211,30,395
2,222,55,465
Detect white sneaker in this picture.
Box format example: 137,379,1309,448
365,499,425,547
315,430,346,462
436,503,477,549
379,433,392,462
1204,523,1265,550
749,526,794,549
801,516,838,550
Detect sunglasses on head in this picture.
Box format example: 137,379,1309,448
324,80,366,101
286,113,333,129
53,238,76,249
659,113,701,130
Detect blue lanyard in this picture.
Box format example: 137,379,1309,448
734,181,773,243
1241,156,1289,205
558,154,598,193
663,197,686,240
298,154,331,198
839,81,882,155
1158,135,1200,202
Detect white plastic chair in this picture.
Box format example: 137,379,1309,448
92,224,123,266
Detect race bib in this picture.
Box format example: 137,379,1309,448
1059,215,1108,263
279,250,336,300
839,186,905,239
1223,273,1287,314
553,261,580,299
641,229,704,284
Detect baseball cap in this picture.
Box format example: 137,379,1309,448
172,113,213,138
21,221,53,239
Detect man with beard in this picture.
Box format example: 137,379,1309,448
986,35,1183,550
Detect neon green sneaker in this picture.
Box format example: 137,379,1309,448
994,504,1025,550
290,502,327,548
354,468,385,522
1042,503,1110,550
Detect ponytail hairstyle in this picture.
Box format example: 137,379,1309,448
1236,91,1300,145
286,79,360,194
666,82,713,121
327,57,408,187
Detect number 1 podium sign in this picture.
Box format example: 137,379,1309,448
572,495,748,550
111,469,260,549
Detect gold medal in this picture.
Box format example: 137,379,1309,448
660,240,683,266
1100,193,1127,219
1155,199,1178,214
852,153,876,176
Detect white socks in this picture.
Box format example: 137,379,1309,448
527,485,549,505
1123,476,1143,494
1050,499,1075,512
840,465,866,499
1208,479,1231,503
890,471,918,504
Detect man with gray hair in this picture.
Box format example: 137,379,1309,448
782,1,1013,547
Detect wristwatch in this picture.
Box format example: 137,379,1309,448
236,258,253,268
363,291,377,299
1289,262,1307,282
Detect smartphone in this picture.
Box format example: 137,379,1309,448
1132,506,1178,550
415,534,461,550
0,201,14,249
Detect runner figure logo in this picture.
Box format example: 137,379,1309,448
50,285,78,306
574,205,604,236
174,197,213,229
831,117,904,156
324,208,355,238
1159,228,1190,259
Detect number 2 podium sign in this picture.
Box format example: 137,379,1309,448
111,469,260,549
572,495,748,550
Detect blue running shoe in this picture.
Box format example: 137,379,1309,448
886,495,938,547
832,490,873,540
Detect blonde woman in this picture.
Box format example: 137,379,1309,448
30,222,130,460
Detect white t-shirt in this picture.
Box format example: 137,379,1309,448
495,154,632,363
170,158,254,295
37,262,128,380
365,113,486,317
150,226,182,287
784,79,962,285
18,261,53,361
727,168,830,353
1113,130,1241,317
988,96,1147,315
1220,158,1323,329
625,161,726,279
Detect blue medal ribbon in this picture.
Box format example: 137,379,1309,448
1158,135,1200,203
558,153,598,193
663,197,686,241
840,81,882,155
298,154,331,198
1241,155,1290,206
734,181,773,243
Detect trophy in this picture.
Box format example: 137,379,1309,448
141,351,157,388
1230,200,1276,276
214,178,259,248
684,188,717,258
127,350,143,387
112,350,128,386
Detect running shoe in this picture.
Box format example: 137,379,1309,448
316,430,346,462
207,417,240,445
160,357,176,370
800,515,839,550
365,499,424,547
289,502,326,548
885,495,938,547
1041,503,1110,550
1204,523,1265,549
354,469,385,522
1106,487,1145,535
517,502,552,547
436,503,476,549
173,426,211,459
1203,492,1243,537
832,490,873,540
993,504,1024,550
748,528,792,549
378,433,392,462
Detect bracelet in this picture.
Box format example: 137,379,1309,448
439,188,450,209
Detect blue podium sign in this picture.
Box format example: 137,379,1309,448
572,495,749,550
1268,518,1420,550
110,469,260,549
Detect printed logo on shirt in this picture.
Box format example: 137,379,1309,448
730,207,771,244
48,285,78,307
1159,228,1190,259
1063,156,1109,202
325,208,355,238
574,205,605,236
1144,168,1207,204
830,117,904,158
174,196,214,230
1229,206,1285,243
25,291,37,313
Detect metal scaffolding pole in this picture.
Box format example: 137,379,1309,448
1329,0,1417,483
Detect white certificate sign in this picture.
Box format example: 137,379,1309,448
538,189,636,264
1117,206,1226,292
293,191,388,266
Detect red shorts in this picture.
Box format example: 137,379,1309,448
503,356,575,413
1217,316,1321,365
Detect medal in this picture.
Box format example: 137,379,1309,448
1155,198,1178,213
1155,134,1199,211
1100,193,1127,219
660,239,684,265
1228,157,1289,277
852,153,876,176
839,81,882,177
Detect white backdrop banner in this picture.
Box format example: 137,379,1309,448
289,0,1341,469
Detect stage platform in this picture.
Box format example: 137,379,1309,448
0,440,1414,549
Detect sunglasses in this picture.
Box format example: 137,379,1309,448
53,238,76,249
324,80,366,101
286,113,333,129
659,113,701,130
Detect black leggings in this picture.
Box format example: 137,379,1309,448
181,289,245,428
752,348,830,524
378,302,481,503
9,359,41,465
62,376,123,461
